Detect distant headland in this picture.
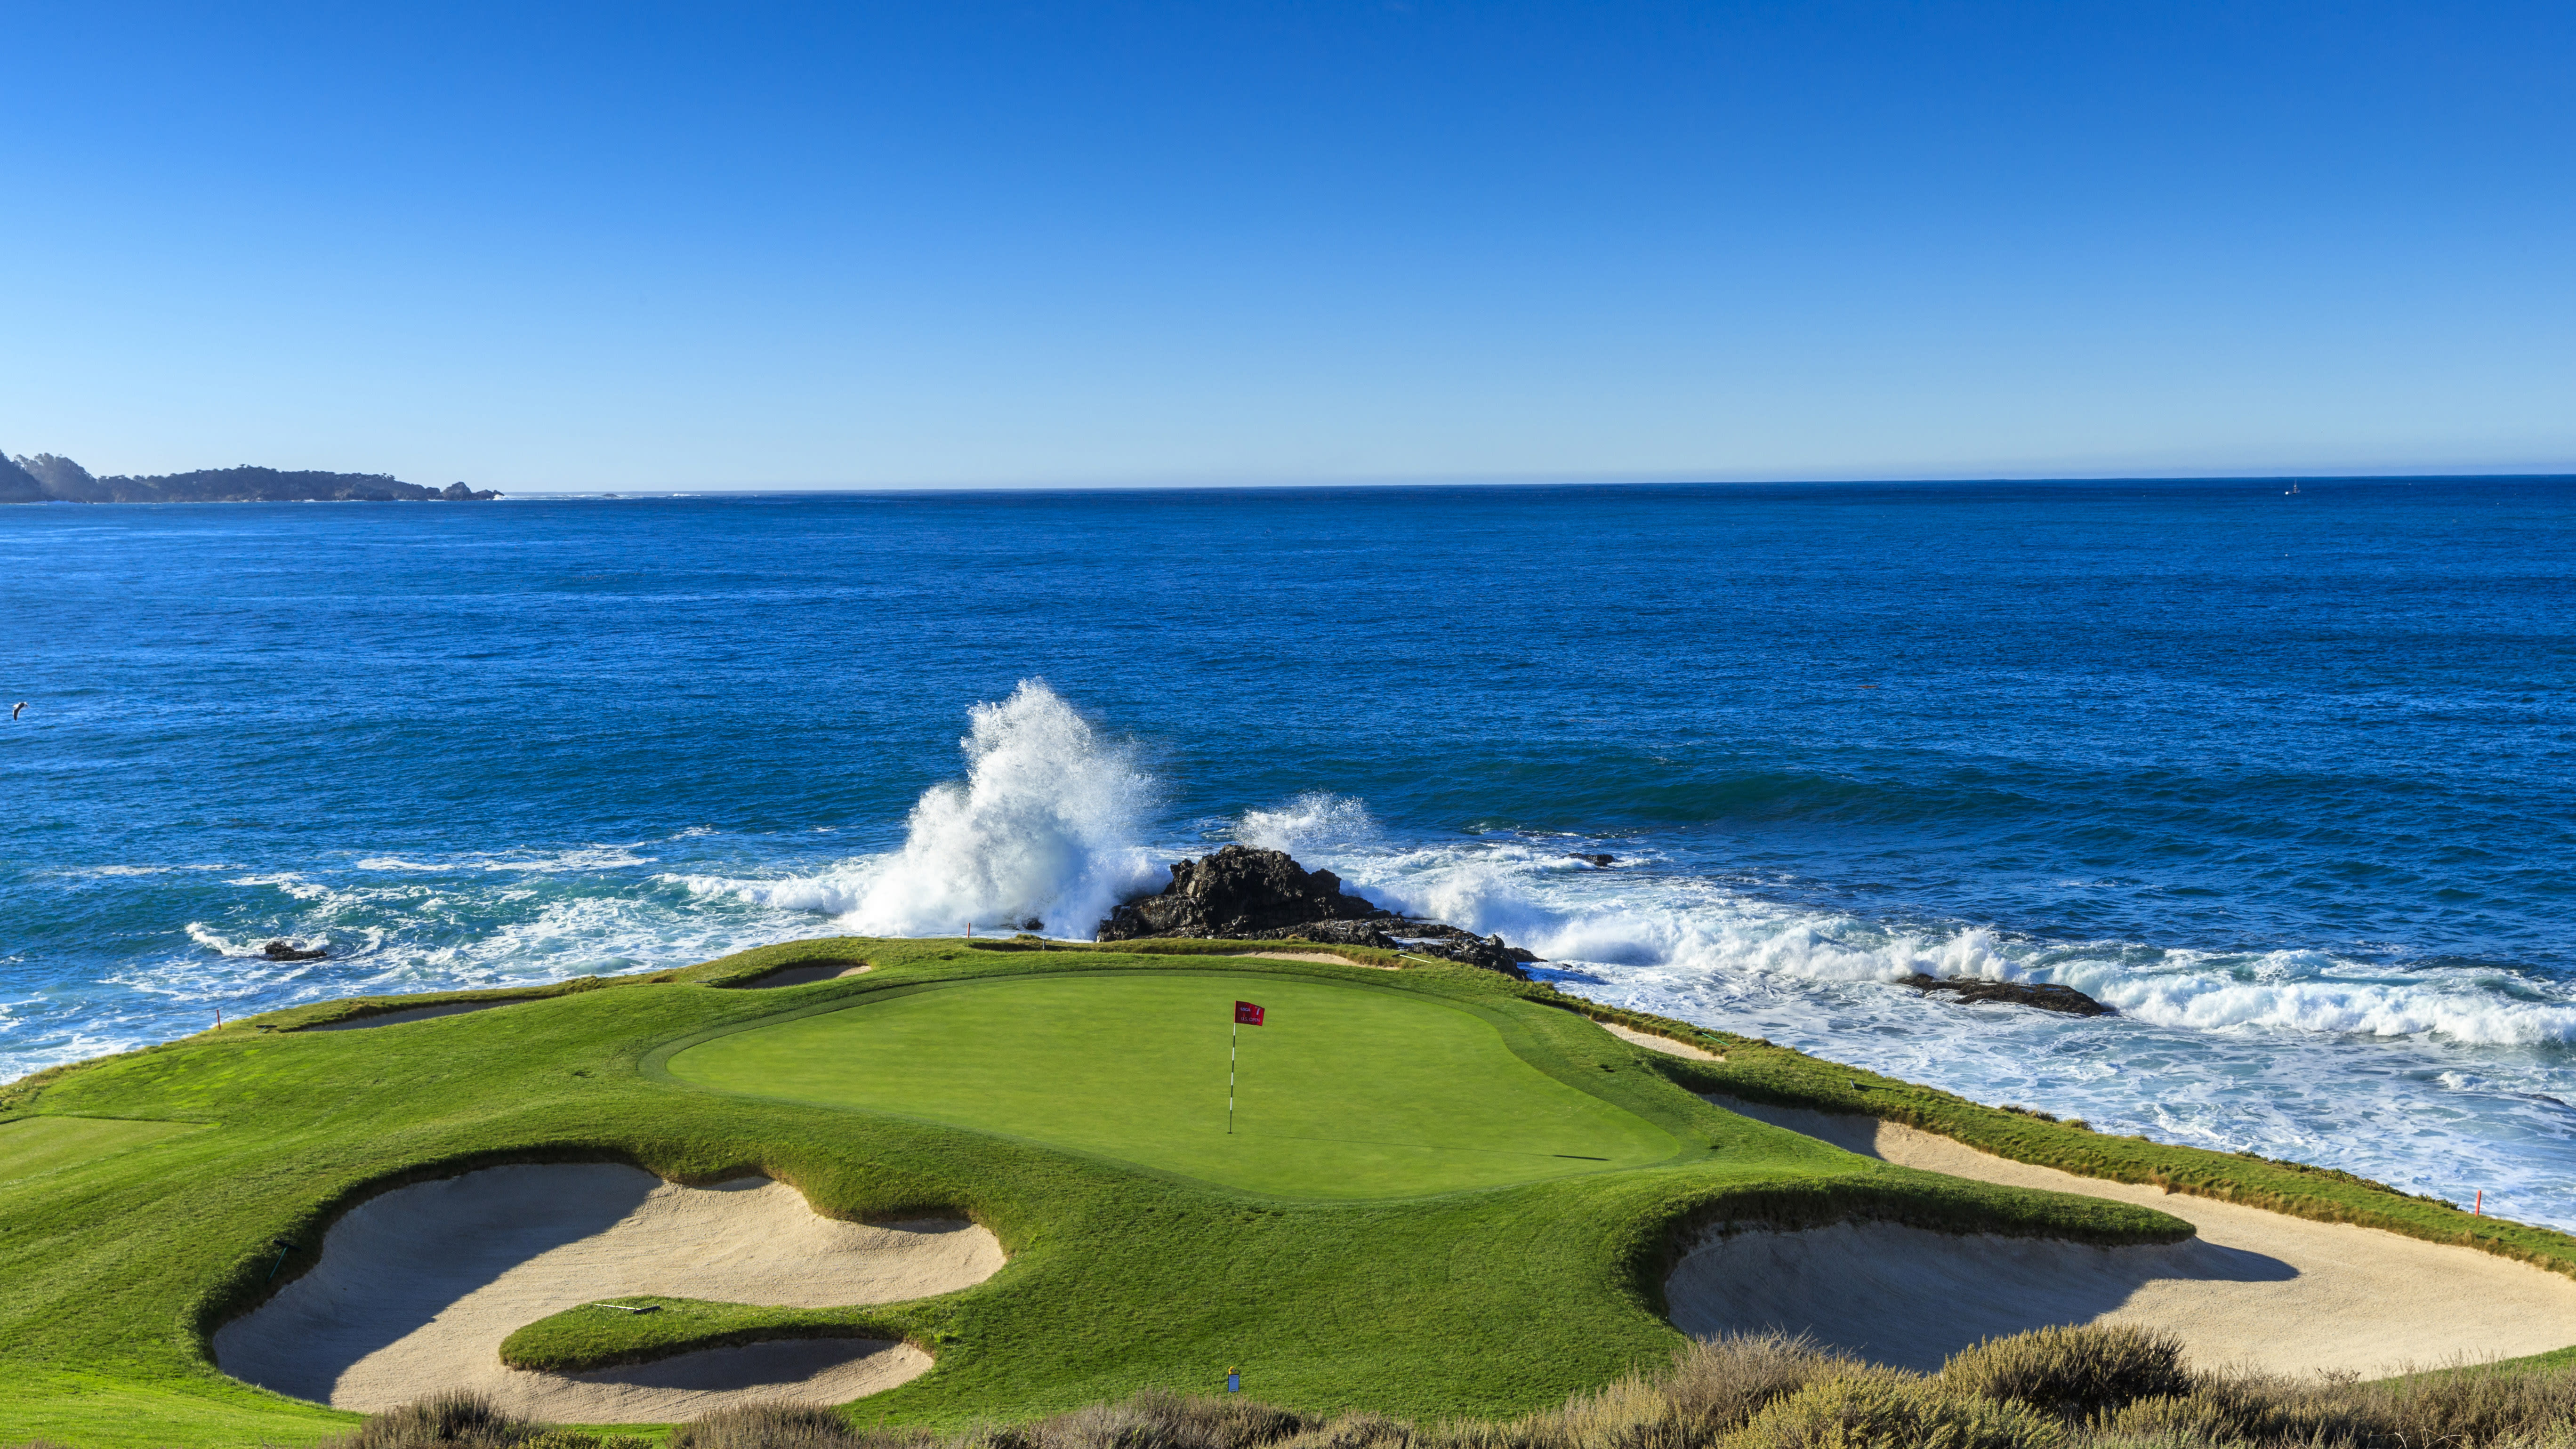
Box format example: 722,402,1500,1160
0,451,499,503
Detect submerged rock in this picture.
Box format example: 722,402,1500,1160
1096,845,1532,978
1902,973,2110,1017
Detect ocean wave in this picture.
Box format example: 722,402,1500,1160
675,681,1162,936
1291,832,2576,1050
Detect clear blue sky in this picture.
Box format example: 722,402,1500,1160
5,1,2571,490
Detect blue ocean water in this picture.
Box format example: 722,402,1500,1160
4,481,2572,1223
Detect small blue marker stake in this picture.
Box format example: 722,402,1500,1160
1226,1370,1241,1394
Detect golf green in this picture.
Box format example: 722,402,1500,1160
666,973,1687,1198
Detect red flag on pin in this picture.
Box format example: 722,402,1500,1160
1234,1001,1265,1026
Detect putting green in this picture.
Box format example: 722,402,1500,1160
0,1116,206,1184
667,973,1686,1198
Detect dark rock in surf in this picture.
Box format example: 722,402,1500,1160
1573,853,1617,867
1902,973,2109,1017
262,939,329,962
1097,845,1391,940
1096,845,1532,978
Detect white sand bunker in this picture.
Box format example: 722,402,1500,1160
215,1163,1003,1420
1673,1098,2576,1377
1231,950,1395,969
1595,1020,1722,1061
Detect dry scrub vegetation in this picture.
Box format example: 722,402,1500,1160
26,1326,2571,1449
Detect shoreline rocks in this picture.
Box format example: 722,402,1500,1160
1902,972,2110,1016
1096,845,1534,978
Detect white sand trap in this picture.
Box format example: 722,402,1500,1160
306,999,539,1031
724,962,873,989
1595,1020,1723,1061
215,1163,1003,1420
1232,950,1395,968
1673,1097,2576,1377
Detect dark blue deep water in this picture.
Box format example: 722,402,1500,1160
6,480,2573,1221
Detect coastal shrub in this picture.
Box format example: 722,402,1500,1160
2251,1357,2576,1449
324,1392,543,1448
987,1391,1315,1449
671,1401,862,1449
2091,1392,2266,1445
1273,1413,1412,1449
1726,1373,2064,1449
1940,1325,2192,1418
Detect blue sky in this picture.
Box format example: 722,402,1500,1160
5,1,2571,490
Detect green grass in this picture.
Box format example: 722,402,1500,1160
4,935,2548,1449
0,1115,208,1183
666,973,1685,1198
498,1297,911,1375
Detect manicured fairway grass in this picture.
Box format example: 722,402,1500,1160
667,973,1684,1197
0,1114,206,1183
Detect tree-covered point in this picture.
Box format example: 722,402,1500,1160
0,451,497,502
0,936,2558,1449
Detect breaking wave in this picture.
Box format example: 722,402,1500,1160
1305,837,2576,1049
681,681,1163,936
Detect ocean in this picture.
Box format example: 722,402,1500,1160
5,479,2572,1224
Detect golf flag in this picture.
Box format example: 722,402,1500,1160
1234,1000,1265,1026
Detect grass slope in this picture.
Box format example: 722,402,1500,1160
0,937,2377,1449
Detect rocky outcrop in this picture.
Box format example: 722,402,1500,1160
1097,845,1533,978
1098,845,1390,940
263,940,329,962
1902,973,2110,1017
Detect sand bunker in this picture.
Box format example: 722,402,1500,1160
724,962,873,989
214,1163,1002,1419
1232,950,1395,968
306,1000,538,1031
1595,1020,1722,1061
1673,1097,2576,1376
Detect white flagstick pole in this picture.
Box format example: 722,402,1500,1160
1228,1016,1239,1135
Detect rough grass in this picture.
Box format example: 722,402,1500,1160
303,1327,2576,1449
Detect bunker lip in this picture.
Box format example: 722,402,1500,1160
1594,1020,1723,1061
1674,1095,2576,1377
1228,950,1396,969
210,1161,1001,1419
301,998,543,1030
718,961,873,989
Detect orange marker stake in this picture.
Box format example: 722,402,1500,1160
2475,1189,2483,1216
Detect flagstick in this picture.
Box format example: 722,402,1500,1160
1227,1017,1238,1135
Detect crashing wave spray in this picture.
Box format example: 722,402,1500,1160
705,681,1162,937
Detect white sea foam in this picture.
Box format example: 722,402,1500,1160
1236,793,1380,854
678,681,1162,937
